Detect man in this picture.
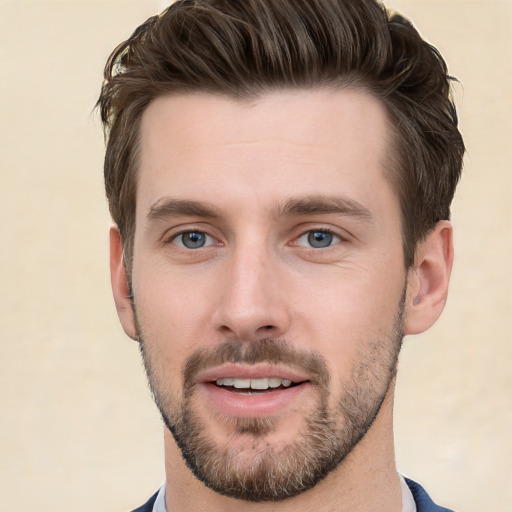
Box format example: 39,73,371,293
98,0,464,510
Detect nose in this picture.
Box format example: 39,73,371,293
212,243,291,341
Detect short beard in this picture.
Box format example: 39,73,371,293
137,295,405,502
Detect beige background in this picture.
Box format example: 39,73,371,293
0,1,510,510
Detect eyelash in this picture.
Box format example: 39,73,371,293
163,227,345,251
294,228,343,249
164,229,218,249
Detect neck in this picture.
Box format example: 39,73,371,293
164,388,402,512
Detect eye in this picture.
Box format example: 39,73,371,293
296,230,342,249
172,231,216,249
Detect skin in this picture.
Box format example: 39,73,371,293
110,89,454,512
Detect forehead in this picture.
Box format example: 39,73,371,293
137,88,395,215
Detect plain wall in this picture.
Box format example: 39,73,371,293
0,1,510,510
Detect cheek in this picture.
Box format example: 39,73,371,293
297,259,404,324
134,256,211,324
132,274,209,381
293,266,405,370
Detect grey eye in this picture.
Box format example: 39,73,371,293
307,231,334,248
178,231,208,249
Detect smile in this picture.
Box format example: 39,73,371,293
214,377,299,390
195,365,312,417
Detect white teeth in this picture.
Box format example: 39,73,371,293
233,379,251,389
250,378,269,389
268,377,282,388
215,377,295,389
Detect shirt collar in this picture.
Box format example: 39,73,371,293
153,474,417,512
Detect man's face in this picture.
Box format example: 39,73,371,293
126,89,408,500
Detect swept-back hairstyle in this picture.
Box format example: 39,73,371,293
98,0,464,272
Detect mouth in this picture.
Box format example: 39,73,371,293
211,377,306,394
195,364,313,417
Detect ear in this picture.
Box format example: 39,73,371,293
109,225,138,340
404,220,454,335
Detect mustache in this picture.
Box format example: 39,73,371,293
183,338,330,389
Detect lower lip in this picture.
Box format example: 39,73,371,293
200,382,311,417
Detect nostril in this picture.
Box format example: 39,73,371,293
255,325,276,335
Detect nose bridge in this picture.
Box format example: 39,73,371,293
214,236,289,340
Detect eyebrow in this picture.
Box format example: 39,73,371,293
147,195,373,222
148,198,222,220
273,195,373,221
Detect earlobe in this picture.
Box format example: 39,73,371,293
404,221,454,335
109,225,138,340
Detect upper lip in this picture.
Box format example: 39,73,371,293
194,363,310,384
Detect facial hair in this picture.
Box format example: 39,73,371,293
136,294,405,502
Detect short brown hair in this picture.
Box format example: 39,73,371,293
98,0,464,272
